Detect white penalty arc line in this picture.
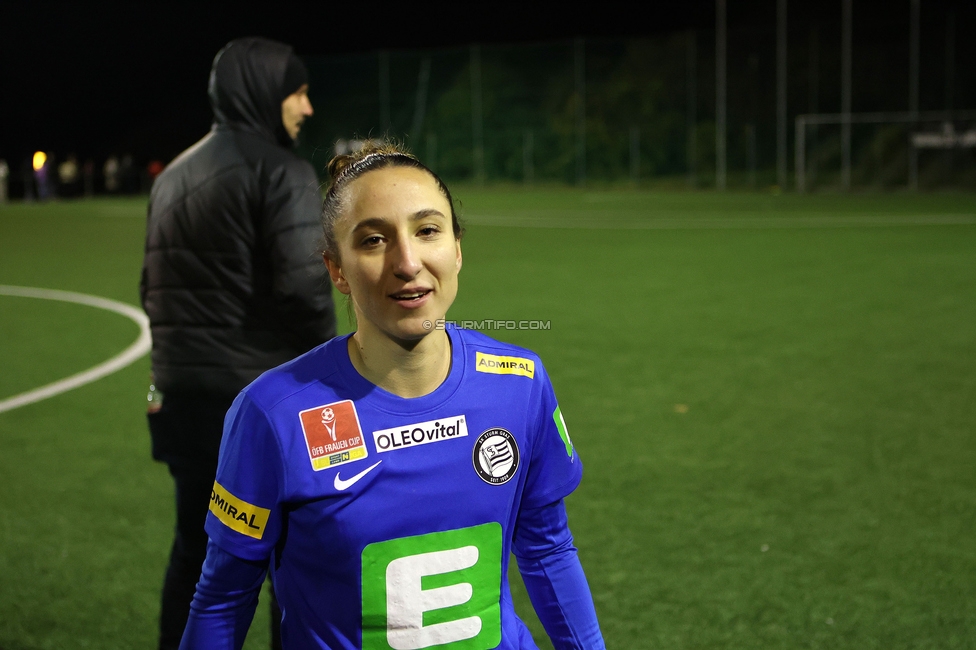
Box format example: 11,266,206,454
0,286,151,414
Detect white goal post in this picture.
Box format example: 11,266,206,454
794,110,976,192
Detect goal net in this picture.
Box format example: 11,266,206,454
795,110,976,192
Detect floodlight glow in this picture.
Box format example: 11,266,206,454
32,151,47,171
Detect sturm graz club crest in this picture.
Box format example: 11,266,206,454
472,428,519,485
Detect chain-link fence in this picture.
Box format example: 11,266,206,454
299,25,974,190
300,37,700,186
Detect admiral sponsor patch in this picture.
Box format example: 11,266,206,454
210,481,270,539
475,351,535,379
373,415,468,453
472,428,520,485
298,400,368,471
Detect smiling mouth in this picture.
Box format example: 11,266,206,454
390,289,431,303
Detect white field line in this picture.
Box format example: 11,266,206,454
0,286,151,414
463,213,976,229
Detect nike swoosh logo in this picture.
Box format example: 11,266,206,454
334,460,382,491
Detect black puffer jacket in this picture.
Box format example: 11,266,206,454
140,38,335,397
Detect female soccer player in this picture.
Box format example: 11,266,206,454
180,143,605,650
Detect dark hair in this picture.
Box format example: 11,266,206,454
321,141,463,261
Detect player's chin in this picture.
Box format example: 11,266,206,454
390,316,440,342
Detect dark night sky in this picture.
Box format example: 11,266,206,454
1,1,970,168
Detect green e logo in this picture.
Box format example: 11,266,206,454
362,523,502,650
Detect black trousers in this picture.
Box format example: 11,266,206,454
149,392,281,650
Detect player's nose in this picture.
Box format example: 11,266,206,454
391,238,422,280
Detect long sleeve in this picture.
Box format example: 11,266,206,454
178,540,269,650
513,499,606,650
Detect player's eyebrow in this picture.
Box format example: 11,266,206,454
350,210,447,233
410,208,446,221
350,217,388,233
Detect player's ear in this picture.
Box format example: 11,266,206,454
323,253,350,295
455,238,462,273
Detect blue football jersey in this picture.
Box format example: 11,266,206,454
205,326,583,650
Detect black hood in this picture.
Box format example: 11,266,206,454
208,37,295,147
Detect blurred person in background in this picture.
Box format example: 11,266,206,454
82,159,95,197
0,159,8,203
21,158,35,200
147,159,165,180
144,160,166,195
57,154,80,197
103,155,120,192
120,154,138,193
34,152,53,200
140,36,334,650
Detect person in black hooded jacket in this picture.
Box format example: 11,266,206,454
140,37,336,650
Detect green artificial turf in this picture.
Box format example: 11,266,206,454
1,191,975,648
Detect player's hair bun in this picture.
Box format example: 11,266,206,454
326,141,415,183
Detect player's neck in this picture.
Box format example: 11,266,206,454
347,327,451,399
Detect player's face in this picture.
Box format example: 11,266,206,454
325,166,462,344
281,84,313,140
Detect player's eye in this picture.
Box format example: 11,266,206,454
360,234,385,248
418,225,441,238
